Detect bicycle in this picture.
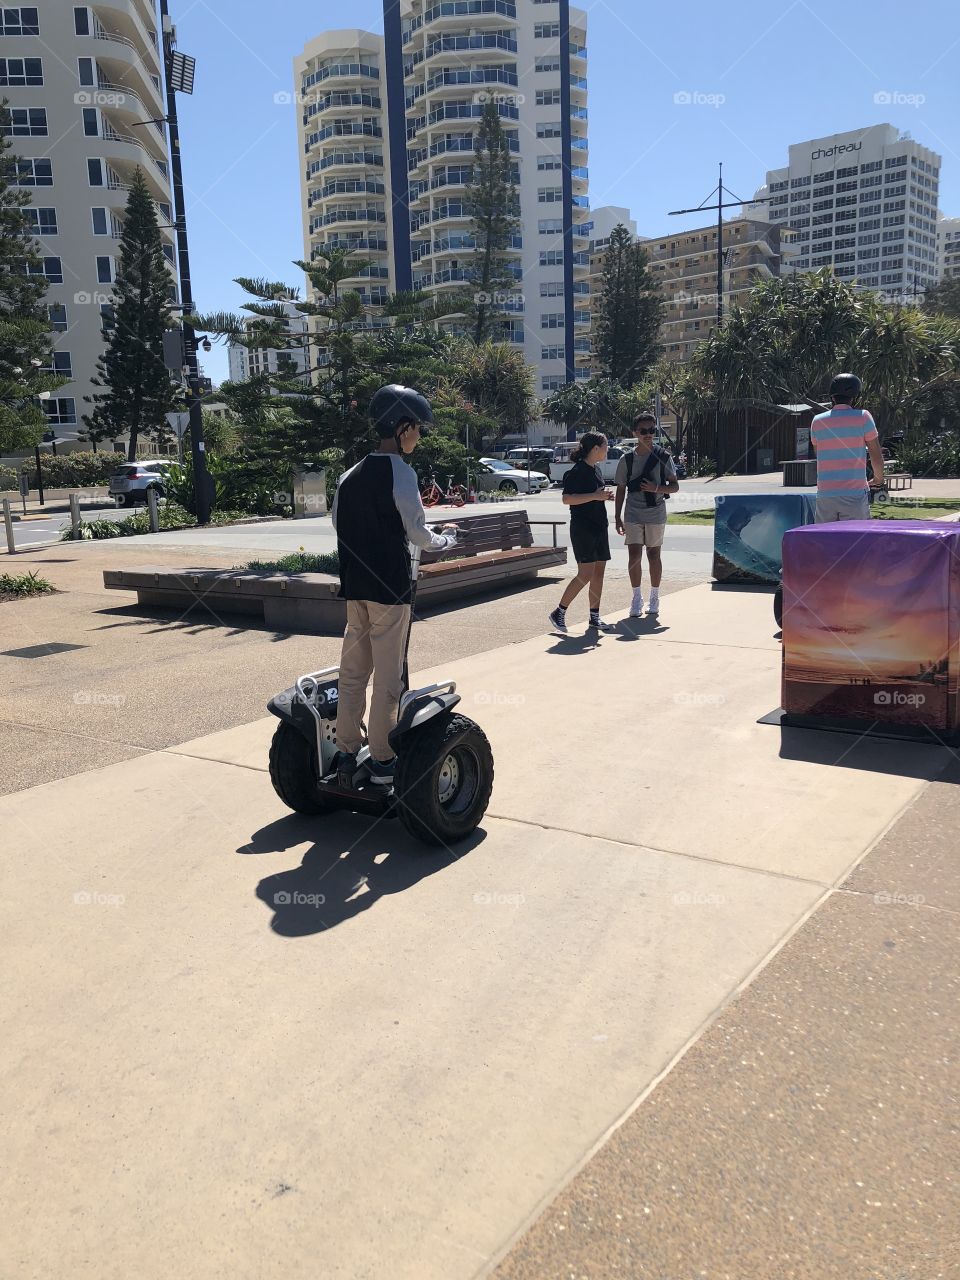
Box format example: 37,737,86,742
421,473,467,508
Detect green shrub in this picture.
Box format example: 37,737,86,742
894,436,960,478
0,570,54,597
0,466,19,491
689,456,717,477
165,454,286,517
243,551,340,575
27,450,129,488
60,503,196,540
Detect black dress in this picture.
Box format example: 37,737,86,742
562,460,610,564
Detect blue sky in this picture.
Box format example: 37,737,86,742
170,0,960,385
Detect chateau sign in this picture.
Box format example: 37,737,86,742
811,142,862,160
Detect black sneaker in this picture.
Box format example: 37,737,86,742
548,607,568,633
329,750,356,786
367,756,396,786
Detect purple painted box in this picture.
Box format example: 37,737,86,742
781,521,960,732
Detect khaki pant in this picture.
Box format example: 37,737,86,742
335,599,410,761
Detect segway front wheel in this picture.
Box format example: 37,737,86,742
773,584,784,629
394,712,494,846
269,722,333,815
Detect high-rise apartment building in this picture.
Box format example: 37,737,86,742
226,300,310,383
3,1,175,442
753,124,940,302
294,1,591,397
936,216,960,282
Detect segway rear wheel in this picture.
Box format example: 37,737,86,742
269,722,333,815
773,584,784,629
394,712,494,846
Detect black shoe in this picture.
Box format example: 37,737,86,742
329,750,357,786
367,756,396,785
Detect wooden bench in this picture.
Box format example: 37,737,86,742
101,510,567,634
883,471,913,492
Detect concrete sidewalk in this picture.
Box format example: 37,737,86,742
2,584,954,1278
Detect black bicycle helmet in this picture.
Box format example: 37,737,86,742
368,383,433,438
829,372,863,403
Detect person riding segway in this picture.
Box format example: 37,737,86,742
266,384,495,846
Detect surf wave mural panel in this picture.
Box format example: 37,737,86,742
781,521,960,731
713,494,817,584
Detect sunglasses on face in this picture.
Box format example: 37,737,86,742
637,427,655,436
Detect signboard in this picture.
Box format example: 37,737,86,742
795,425,811,460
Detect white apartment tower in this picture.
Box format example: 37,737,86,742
295,1,591,395
753,124,941,301
227,300,310,383
936,217,960,282
2,1,175,442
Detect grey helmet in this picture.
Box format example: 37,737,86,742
369,383,433,438
829,372,863,404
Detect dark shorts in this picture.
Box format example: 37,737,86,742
570,523,610,564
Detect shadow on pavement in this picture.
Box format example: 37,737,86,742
777,723,955,781
240,812,485,937
93,602,289,641
615,616,669,641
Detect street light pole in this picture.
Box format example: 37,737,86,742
158,0,211,523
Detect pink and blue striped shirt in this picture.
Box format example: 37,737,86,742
811,407,878,493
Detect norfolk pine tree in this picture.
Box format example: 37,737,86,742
595,223,664,389
465,98,521,344
83,167,177,459
0,108,65,453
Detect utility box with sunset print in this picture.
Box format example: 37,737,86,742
781,521,960,737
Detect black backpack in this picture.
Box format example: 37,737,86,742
624,447,670,506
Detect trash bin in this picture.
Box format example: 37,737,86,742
781,520,960,736
781,459,817,486
713,492,816,584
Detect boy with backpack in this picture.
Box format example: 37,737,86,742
614,412,680,617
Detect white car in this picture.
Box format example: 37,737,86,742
108,459,176,506
476,457,550,495
549,444,628,486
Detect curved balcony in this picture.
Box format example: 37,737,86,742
308,150,384,179
305,121,383,152
423,33,518,62
91,43,164,113
407,101,519,142
324,235,389,254
431,200,472,225
302,92,382,123
423,1,517,27
91,3,161,70
315,178,385,202
316,207,387,228
301,61,380,92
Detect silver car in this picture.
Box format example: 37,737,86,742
108,459,175,506
476,457,550,496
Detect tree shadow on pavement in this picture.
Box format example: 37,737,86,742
239,812,486,937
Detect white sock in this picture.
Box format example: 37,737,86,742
649,588,660,606
631,586,644,603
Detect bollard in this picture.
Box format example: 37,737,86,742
146,486,159,533
3,498,15,554
69,492,81,538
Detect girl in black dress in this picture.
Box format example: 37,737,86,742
549,431,616,633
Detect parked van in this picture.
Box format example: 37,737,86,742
505,447,552,475
549,442,628,486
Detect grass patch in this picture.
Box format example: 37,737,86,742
871,503,959,520
0,570,55,601
243,550,340,575
668,507,717,524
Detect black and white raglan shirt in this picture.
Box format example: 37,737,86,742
332,454,456,605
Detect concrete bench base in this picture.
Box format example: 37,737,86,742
103,548,566,634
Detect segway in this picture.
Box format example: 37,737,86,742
266,541,494,847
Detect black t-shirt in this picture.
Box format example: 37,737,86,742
563,460,607,529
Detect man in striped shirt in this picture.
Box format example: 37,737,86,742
810,372,886,523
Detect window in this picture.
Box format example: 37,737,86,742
538,154,562,170
1,108,48,137
813,199,833,212
540,249,564,266
858,248,880,260
538,187,563,202
536,89,561,106
859,233,881,245
48,302,67,331
536,55,561,71
91,207,108,235
837,180,857,192
78,56,93,86
100,303,115,334
0,7,39,35
835,236,855,249
23,206,56,235
0,56,42,85
49,351,72,377
96,255,113,283
15,157,52,186
538,218,563,234
534,22,561,37
158,202,171,222
82,108,98,136
541,312,565,328
861,160,882,173
87,158,103,186
537,121,562,138
836,195,857,207
22,255,61,282
836,165,858,178
73,7,89,35
542,344,564,360
540,281,564,296
813,170,834,183
43,398,77,426
542,375,565,392
812,213,833,226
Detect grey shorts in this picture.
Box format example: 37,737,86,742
815,490,870,524
624,521,665,547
